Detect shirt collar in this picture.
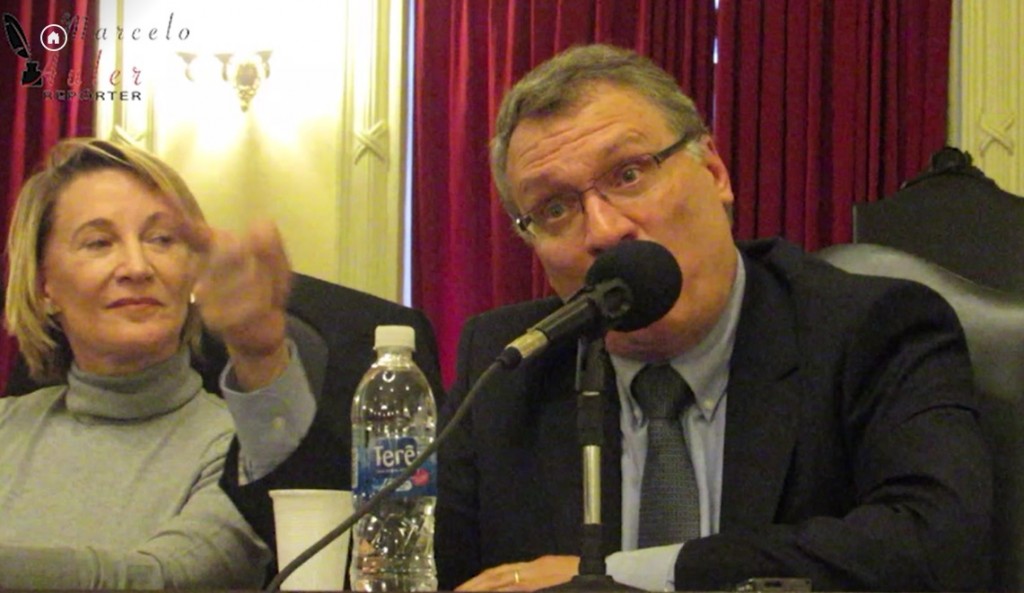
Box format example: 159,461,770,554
612,250,746,422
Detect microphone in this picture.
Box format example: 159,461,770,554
497,240,682,369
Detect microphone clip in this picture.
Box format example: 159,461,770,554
573,277,633,334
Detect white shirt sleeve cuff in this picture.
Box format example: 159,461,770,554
606,543,684,592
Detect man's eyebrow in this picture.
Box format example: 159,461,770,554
517,134,650,198
518,174,563,199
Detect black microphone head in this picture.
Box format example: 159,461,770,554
585,240,683,332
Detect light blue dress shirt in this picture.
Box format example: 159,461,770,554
606,253,746,591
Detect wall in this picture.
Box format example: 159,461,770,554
949,0,1023,196
92,0,408,301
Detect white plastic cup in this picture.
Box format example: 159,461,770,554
269,489,353,591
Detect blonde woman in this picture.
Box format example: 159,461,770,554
0,139,311,589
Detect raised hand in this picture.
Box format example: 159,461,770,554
182,218,293,390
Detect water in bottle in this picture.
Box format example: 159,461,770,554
350,325,437,592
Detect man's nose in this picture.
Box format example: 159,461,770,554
581,190,638,256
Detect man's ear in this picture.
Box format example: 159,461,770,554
700,136,734,210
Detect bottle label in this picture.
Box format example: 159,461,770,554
355,436,437,498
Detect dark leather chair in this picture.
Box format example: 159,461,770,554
817,243,1024,591
853,147,1024,294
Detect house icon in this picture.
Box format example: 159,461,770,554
39,24,66,51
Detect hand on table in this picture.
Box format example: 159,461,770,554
456,556,580,592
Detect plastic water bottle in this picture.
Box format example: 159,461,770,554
350,325,438,592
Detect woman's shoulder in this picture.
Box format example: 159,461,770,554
0,385,67,417
177,386,233,427
153,387,235,461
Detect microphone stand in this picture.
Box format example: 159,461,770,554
541,335,641,592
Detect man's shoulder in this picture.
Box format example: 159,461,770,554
740,237,926,298
453,296,563,368
466,296,562,337
739,237,962,335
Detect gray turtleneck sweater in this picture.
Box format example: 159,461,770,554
0,349,270,589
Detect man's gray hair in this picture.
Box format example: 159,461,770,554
490,44,709,217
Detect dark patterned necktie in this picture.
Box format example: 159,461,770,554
632,363,700,547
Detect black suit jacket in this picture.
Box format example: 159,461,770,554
436,238,991,591
219,275,445,554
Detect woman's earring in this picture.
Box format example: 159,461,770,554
189,292,196,305
43,299,61,316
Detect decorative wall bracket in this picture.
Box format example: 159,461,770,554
178,50,272,112
978,113,1017,157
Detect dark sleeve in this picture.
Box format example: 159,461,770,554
411,308,447,411
674,284,992,591
435,315,483,591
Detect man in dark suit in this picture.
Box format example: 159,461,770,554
216,272,445,561
435,44,991,591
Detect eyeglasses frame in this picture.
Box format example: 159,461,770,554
512,133,699,236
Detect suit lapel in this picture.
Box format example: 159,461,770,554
721,250,803,529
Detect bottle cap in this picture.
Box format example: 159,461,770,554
374,325,416,351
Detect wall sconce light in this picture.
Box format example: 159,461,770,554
177,50,272,112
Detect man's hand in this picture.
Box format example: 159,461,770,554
456,556,580,592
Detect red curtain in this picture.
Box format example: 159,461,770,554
714,0,951,249
413,0,716,385
0,0,97,394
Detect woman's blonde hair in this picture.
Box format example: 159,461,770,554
5,138,206,382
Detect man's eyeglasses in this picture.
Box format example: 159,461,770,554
514,134,697,237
